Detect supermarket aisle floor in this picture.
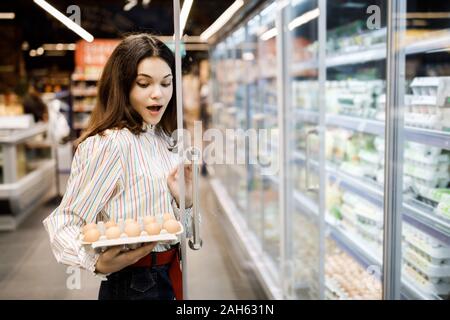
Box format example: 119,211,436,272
0,177,259,299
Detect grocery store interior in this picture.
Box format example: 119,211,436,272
0,0,449,300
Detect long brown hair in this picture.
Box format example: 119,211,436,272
78,33,177,144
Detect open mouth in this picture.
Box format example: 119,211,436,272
146,105,163,113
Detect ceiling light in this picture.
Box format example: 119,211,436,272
0,12,15,19
33,0,94,42
36,47,44,55
260,27,277,41
200,0,244,41
29,50,37,57
180,0,194,36
288,8,319,31
43,43,76,51
124,0,138,11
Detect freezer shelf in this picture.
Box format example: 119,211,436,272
292,147,450,244
294,189,443,300
286,148,448,242
295,110,450,150
292,29,450,72
291,177,446,299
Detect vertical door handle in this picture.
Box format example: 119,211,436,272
305,128,319,192
188,147,203,250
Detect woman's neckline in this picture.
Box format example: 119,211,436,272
143,122,156,133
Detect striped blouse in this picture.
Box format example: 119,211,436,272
43,124,193,276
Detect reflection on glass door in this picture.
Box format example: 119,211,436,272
399,0,450,300
257,0,280,267
247,12,264,242
286,0,321,299
324,0,387,300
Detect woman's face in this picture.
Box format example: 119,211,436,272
129,57,173,126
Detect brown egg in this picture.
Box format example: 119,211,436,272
163,213,174,221
84,228,100,242
125,222,141,237
143,216,156,225
105,226,121,239
163,219,180,234
83,222,97,233
145,222,161,235
104,220,116,229
125,218,136,225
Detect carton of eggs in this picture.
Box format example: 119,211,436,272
80,214,183,252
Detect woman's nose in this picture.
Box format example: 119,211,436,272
151,85,163,99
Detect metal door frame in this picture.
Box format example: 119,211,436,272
383,0,406,300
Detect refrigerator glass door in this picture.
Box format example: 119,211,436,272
286,0,322,299
323,0,387,300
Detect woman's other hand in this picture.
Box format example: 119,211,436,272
95,242,157,274
167,164,193,208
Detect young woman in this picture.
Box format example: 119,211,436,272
43,34,193,300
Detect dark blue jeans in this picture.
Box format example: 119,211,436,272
98,265,175,300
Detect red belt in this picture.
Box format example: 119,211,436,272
131,246,183,300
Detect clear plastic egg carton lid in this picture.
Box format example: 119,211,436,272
403,226,450,260
403,247,450,278
403,264,450,296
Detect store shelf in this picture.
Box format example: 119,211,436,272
401,272,443,300
73,123,88,130
72,91,97,97
293,30,450,69
293,189,319,219
328,165,450,245
326,164,384,207
326,216,444,300
295,108,450,150
0,159,56,230
73,109,94,113
0,123,48,144
293,148,450,246
327,44,386,67
325,113,450,150
326,217,381,269
326,114,385,136
71,74,100,81
292,149,383,205
0,159,55,198
220,152,439,300
404,127,450,150
406,31,450,55
295,109,320,123
292,60,319,74
403,200,450,246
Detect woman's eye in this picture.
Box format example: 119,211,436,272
161,82,172,88
137,83,149,88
